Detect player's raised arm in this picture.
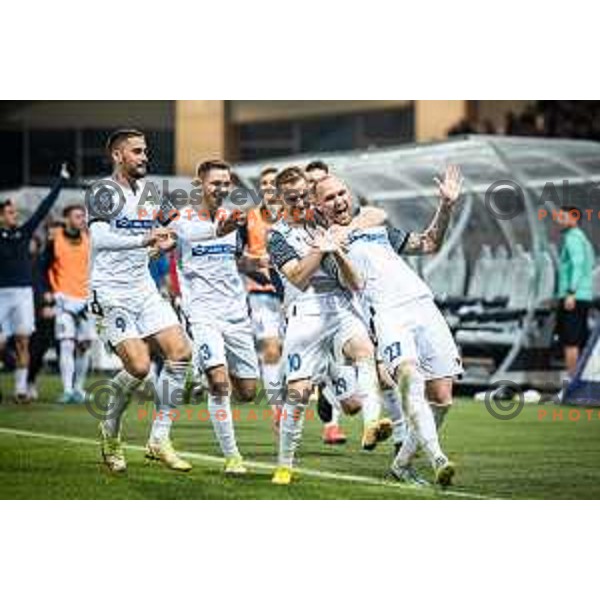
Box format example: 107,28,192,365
22,163,70,236
401,165,463,255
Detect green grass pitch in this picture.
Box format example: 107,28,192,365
1,374,599,499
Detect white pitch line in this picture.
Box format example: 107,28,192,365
0,427,495,500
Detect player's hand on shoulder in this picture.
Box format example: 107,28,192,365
351,206,387,230
328,224,350,250
311,228,338,253
360,206,387,222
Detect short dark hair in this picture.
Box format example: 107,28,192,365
305,160,329,174
62,203,85,218
196,159,232,180
260,166,278,179
106,129,145,153
0,198,14,212
560,205,580,215
275,166,306,190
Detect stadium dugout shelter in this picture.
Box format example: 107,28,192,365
5,136,600,390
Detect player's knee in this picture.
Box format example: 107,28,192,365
14,335,29,352
287,381,311,405
343,336,374,362
262,338,282,363
207,366,230,396
167,345,192,364
77,341,91,354
126,359,152,380
427,381,453,407
162,331,192,364
235,383,257,403
341,396,362,415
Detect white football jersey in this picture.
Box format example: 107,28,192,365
345,225,433,309
89,177,156,297
268,220,353,316
173,210,248,322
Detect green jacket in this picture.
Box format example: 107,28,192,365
557,227,595,301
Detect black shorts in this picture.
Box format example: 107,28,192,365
556,301,591,348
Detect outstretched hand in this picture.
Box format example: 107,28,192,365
434,165,463,206
60,163,71,180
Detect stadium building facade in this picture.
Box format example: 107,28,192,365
0,100,530,185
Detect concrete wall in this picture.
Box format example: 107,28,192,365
229,100,412,123
415,100,468,142
0,100,174,130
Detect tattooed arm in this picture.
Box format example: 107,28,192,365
401,165,463,255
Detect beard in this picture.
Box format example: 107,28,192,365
127,163,147,179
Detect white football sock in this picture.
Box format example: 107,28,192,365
355,357,381,426
104,369,146,437
149,360,188,445
382,388,407,444
278,401,307,467
394,370,446,469
262,360,283,405
208,393,240,458
430,403,451,431
330,404,341,426
15,368,28,396
394,427,419,466
74,347,90,393
59,339,76,393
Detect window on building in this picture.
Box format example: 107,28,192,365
236,105,414,162
9,128,175,185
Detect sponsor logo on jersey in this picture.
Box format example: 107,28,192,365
115,217,154,230
348,230,388,245
191,243,237,257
